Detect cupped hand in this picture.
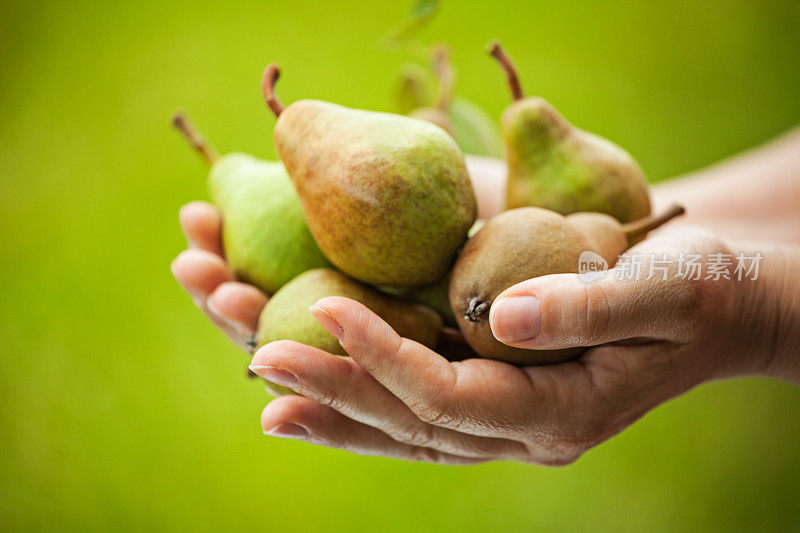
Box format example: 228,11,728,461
247,227,781,465
172,160,782,464
171,201,268,352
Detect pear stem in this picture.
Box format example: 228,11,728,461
488,40,524,101
622,203,686,242
261,64,285,118
440,326,468,345
432,46,453,111
172,112,218,165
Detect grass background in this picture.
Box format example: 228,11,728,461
1,0,799,531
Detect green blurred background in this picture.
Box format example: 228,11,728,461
1,0,799,531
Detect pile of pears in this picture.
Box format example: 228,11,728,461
174,42,683,370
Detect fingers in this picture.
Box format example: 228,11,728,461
309,297,545,439
489,272,697,350
171,249,264,349
171,249,234,300
260,395,484,465
179,201,224,257
208,281,268,336
250,340,530,461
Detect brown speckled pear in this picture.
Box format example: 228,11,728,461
567,204,686,265
262,65,477,287
450,205,685,364
488,41,651,223
258,269,443,355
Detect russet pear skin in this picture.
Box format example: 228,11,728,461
503,97,651,223
449,207,586,364
274,100,477,287
209,153,331,295
565,211,629,266
449,204,686,364
258,269,443,356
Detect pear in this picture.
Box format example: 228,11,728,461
404,48,503,158
394,63,435,115
379,273,456,327
262,65,477,287
566,205,684,265
172,113,330,295
258,269,443,355
449,204,684,364
488,41,652,223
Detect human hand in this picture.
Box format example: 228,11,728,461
248,227,790,464
170,201,268,352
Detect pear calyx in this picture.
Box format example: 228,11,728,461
488,40,523,101
623,203,686,243
464,297,489,322
172,111,218,165
261,63,285,117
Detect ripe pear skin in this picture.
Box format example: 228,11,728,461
274,100,477,286
449,207,586,364
503,97,651,223
209,153,331,295
258,269,443,355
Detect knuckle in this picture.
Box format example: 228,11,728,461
314,389,345,411
580,284,612,345
411,397,458,428
391,423,435,448
411,447,443,464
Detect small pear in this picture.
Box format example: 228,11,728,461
263,65,476,287
449,204,684,364
258,269,443,355
406,47,503,158
488,41,651,223
172,113,330,294
394,63,435,115
566,204,685,266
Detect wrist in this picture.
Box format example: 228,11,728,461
725,241,800,382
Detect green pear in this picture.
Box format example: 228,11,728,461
262,65,477,287
394,63,435,115
258,269,443,355
403,48,503,158
172,113,330,295
449,205,684,364
488,42,651,223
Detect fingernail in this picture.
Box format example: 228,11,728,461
264,423,308,439
248,365,298,389
309,305,343,339
490,296,542,343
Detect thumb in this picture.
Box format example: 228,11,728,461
489,272,697,350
